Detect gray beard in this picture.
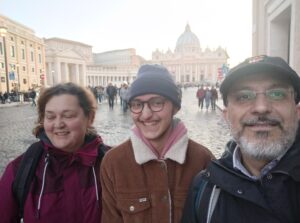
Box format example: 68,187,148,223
231,123,298,161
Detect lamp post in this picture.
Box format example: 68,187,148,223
0,26,9,93
16,64,22,102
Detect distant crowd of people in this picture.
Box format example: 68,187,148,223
88,81,219,113
0,89,37,104
88,81,130,112
196,84,219,110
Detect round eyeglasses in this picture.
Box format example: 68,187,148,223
128,97,167,114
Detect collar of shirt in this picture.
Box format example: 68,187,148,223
232,146,281,180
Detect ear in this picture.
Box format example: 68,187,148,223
172,106,180,116
222,107,229,123
296,103,300,120
88,111,95,126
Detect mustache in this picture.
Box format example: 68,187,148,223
242,116,281,126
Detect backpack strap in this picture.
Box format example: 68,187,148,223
12,141,44,220
206,185,221,223
195,177,221,223
98,143,107,160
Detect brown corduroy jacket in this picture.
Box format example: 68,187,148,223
100,135,214,223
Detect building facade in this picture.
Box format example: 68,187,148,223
252,0,300,74
151,24,228,85
0,14,46,93
45,40,144,88
87,48,145,87
45,38,92,87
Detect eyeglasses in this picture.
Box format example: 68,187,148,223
228,88,295,105
128,97,167,114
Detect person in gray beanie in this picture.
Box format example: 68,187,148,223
100,64,214,223
127,64,182,108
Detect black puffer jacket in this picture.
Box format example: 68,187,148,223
181,134,300,223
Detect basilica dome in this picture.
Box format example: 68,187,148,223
175,24,201,53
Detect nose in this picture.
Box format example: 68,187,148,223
54,117,65,128
139,103,153,119
251,94,272,114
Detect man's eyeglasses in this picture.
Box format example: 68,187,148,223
228,88,295,105
128,97,167,114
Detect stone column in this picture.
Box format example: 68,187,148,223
55,60,61,84
75,64,80,84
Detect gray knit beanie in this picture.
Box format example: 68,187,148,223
127,64,181,108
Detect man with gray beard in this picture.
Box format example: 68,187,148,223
181,55,300,223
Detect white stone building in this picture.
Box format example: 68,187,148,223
87,48,145,87
45,39,144,88
151,24,229,85
45,38,92,87
252,0,300,74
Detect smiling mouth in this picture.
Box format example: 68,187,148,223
142,121,158,126
55,132,69,136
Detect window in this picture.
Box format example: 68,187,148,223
10,36,14,41
32,67,34,72
38,54,42,63
31,52,34,61
23,66,26,71
21,41,24,45
1,62,4,69
11,46,15,57
22,49,25,60
0,42,2,55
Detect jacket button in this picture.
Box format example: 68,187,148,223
237,189,243,195
162,195,168,201
129,205,135,212
267,174,272,180
205,171,210,177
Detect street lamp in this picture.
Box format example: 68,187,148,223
0,26,9,93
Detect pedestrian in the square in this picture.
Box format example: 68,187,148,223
100,64,214,223
181,55,300,223
196,85,205,109
204,86,211,110
210,85,218,110
30,88,37,106
0,82,108,223
119,81,129,112
106,83,117,109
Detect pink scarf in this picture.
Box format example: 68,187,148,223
132,119,187,159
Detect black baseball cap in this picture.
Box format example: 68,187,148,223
220,55,300,105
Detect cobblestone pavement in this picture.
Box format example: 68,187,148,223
0,87,231,176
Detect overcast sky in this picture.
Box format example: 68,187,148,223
1,0,252,67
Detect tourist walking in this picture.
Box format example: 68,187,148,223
30,88,37,106
119,81,129,112
204,86,211,110
210,86,218,110
196,85,205,109
106,83,117,109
